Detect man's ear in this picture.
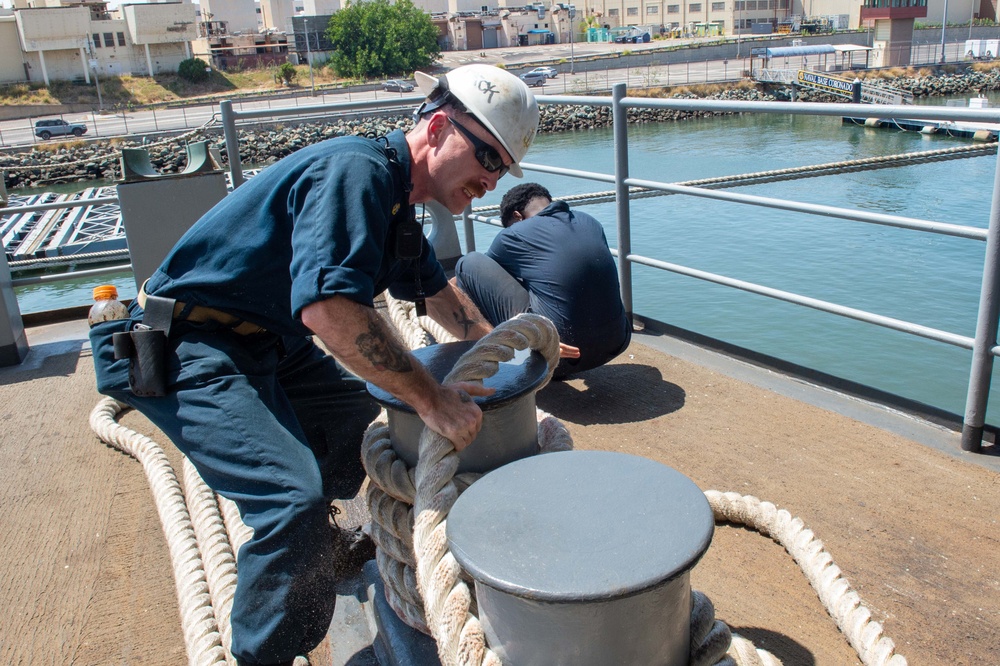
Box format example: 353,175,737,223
512,211,524,222
425,112,449,147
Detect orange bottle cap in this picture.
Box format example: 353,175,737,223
93,285,119,301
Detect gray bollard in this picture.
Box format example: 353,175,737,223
367,340,550,473
447,450,715,666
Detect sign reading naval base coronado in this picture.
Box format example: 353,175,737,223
797,70,855,94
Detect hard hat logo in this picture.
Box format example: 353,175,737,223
414,64,540,178
476,79,499,104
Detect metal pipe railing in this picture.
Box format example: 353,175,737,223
612,83,634,320
184,90,1000,451
1,196,118,215
961,144,1000,452
11,263,131,288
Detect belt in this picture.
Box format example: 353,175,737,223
138,283,267,336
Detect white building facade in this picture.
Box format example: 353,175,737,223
1,0,198,84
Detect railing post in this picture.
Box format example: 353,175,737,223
462,203,476,253
961,147,1000,452
612,83,633,320
220,100,245,189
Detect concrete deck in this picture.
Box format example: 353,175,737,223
1,318,997,665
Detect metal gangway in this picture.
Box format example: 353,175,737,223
1,187,123,260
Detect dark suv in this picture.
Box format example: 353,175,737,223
34,119,87,140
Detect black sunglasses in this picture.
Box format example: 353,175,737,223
448,117,509,178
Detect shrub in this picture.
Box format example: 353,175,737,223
277,63,298,85
178,58,210,83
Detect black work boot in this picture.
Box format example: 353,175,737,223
329,505,376,578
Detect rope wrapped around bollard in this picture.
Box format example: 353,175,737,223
361,313,571,633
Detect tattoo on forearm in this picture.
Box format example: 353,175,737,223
453,306,477,339
356,318,413,372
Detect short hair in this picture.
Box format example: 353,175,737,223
499,183,552,228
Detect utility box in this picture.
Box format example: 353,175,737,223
116,142,227,292
0,253,28,367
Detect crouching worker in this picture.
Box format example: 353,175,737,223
89,64,539,666
454,182,631,379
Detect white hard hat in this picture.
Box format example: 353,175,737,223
415,65,539,178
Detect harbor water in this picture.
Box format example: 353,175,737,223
13,98,1000,423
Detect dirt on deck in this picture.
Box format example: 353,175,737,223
1,330,997,665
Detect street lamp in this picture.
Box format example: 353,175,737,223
736,0,742,58
87,49,103,111
568,4,576,74
939,0,950,63
304,18,315,94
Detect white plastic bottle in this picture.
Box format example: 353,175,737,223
88,284,129,327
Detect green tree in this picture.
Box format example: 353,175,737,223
277,62,298,85
178,57,210,83
327,0,440,79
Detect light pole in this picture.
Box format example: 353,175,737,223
736,0,742,58
88,49,103,111
304,18,315,94
569,5,576,74
939,0,950,63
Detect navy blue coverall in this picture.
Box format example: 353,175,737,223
90,130,446,665
455,200,630,377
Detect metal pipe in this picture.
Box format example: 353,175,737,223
628,253,974,349
220,100,244,189
612,83,633,319
961,141,1000,451
3,196,118,215
12,263,132,288
462,204,476,253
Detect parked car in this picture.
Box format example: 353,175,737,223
527,66,558,79
519,71,548,87
382,79,415,93
34,119,87,140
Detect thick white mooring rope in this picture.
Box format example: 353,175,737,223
88,302,907,666
706,492,907,666
89,398,228,666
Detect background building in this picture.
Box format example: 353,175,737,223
1,0,197,85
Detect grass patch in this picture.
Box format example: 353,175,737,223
0,82,57,106
0,63,355,108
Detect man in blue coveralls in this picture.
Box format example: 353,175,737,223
89,64,540,666
455,182,631,378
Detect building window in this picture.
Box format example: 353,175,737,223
779,0,789,7
117,32,126,46
92,33,101,48
103,32,114,48
627,6,639,14
608,7,619,14
711,1,724,8
746,0,756,8
647,4,659,12
667,4,680,11
689,2,701,10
